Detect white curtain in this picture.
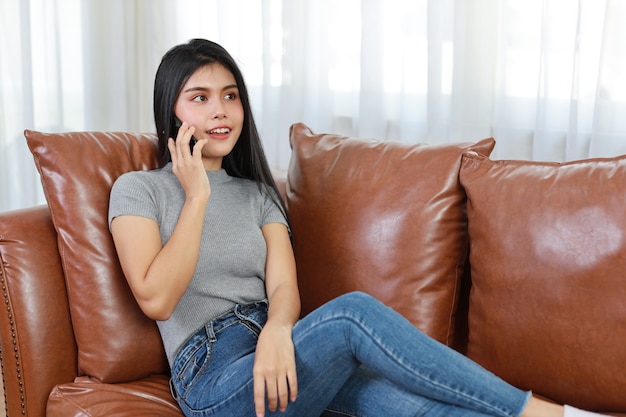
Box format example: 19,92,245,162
1,0,626,213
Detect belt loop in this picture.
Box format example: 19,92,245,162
205,320,217,342
233,303,241,320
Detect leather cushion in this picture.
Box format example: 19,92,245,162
25,131,167,383
286,123,495,346
460,150,626,411
47,375,182,416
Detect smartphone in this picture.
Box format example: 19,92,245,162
174,118,198,154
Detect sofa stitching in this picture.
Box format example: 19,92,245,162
0,254,26,416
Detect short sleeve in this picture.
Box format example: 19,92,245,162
260,186,289,232
108,172,159,230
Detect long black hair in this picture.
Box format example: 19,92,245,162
153,39,288,219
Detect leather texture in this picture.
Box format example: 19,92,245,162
24,130,167,383
460,150,626,411
285,122,495,346
0,206,77,417
47,375,180,416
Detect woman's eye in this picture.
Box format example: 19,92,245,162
224,92,237,100
192,95,207,102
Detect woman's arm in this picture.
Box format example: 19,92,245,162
111,125,210,320
253,222,301,417
111,195,206,320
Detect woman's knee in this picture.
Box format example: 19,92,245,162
335,290,375,302
298,291,387,330
326,291,383,313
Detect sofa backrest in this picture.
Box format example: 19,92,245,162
285,123,495,348
460,151,626,411
25,131,168,383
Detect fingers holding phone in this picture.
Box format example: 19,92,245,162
168,121,210,199
174,118,198,155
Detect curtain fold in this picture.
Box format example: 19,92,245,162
1,0,625,212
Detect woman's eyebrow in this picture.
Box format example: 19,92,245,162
182,84,238,93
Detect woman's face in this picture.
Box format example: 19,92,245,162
174,63,244,170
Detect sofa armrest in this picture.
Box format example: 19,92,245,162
0,205,78,417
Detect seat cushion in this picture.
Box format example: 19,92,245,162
25,130,167,383
47,374,182,417
286,123,495,346
460,150,626,412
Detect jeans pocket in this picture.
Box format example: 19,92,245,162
175,338,213,397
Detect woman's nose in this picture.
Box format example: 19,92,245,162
211,99,226,119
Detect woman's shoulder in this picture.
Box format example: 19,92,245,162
111,165,177,199
115,165,173,186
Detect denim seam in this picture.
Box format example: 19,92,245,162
322,406,357,417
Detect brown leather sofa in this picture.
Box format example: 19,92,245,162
1,123,624,416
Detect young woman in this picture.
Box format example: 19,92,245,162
109,39,607,417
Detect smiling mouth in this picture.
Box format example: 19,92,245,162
209,128,231,134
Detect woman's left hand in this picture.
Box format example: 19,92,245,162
253,321,298,417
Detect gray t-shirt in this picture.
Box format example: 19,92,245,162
108,163,288,366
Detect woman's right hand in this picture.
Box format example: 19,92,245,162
167,122,210,201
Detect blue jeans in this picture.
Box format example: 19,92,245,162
170,292,531,417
